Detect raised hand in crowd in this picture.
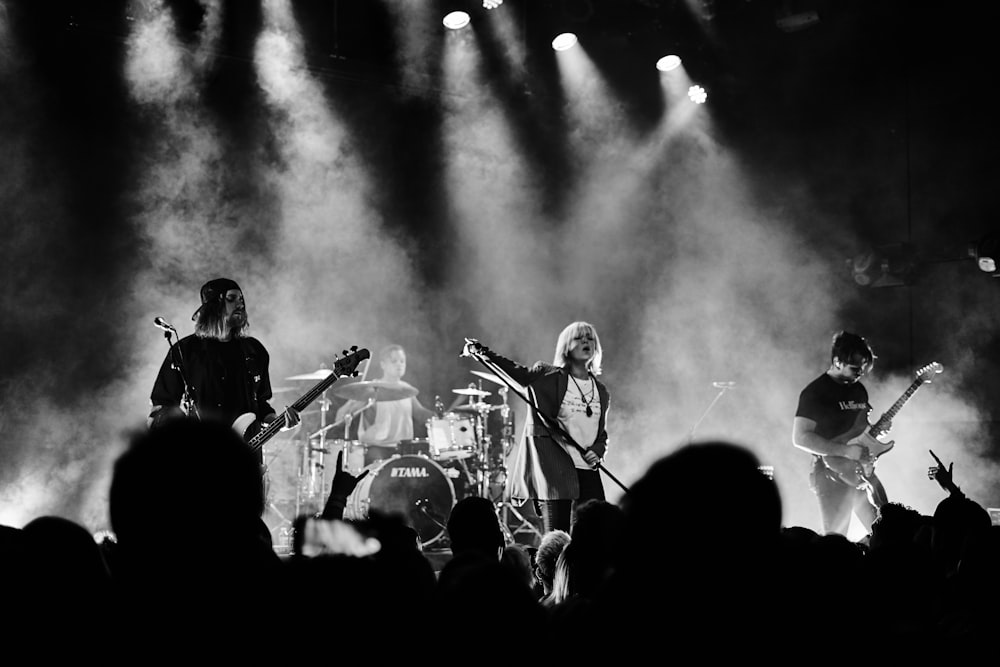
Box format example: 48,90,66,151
929,449,964,498
320,449,370,520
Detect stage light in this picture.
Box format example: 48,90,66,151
969,235,1000,276
552,32,578,51
443,11,471,30
483,0,504,9
93,529,117,544
848,243,916,288
656,55,682,72
687,84,707,104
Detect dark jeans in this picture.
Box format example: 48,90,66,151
534,468,606,534
810,458,876,537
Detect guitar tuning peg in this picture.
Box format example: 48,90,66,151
342,349,349,356
350,345,357,351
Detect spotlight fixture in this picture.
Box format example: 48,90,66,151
93,529,117,544
552,32,579,51
687,84,707,104
848,243,916,288
483,0,504,9
656,55,682,72
443,11,471,30
968,235,1000,276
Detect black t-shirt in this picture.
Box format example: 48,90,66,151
795,373,870,441
150,335,274,427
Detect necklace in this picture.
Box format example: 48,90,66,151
569,373,596,418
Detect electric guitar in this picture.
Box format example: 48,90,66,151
822,361,943,507
233,346,370,456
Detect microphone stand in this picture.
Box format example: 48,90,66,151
163,328,200,420
687,383,735,443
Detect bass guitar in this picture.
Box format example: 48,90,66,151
233,346,370,456
822,361,943,507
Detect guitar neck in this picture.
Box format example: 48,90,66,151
248,370,344,453
868,378,924,436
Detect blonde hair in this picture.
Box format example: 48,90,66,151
552,321,602,375
194,299,248,340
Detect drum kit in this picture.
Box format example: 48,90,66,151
263,366,541,551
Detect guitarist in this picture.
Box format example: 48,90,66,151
149,278,300,460
792,331,890,538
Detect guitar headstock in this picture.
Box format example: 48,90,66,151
332,346,370,379
915,361,943,384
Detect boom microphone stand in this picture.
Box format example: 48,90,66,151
687,381,737,443
154,317,199,420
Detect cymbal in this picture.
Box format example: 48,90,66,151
285,369,332,381
452,402,500,413
470,370,505,386
332,380,418,402
453,387,491,397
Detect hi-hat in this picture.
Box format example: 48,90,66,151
332,380,418,402
470,370,505,386
453,387,491,397
286,369,333,381
452,402,500,413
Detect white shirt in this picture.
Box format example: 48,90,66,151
558,375,600,469
360,398,414,445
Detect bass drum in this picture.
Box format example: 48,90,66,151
344,455,456,548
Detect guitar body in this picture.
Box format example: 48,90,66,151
232,412,262,443
823,405,893,479
817,361,942,510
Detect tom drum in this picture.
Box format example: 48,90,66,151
426,414,477,460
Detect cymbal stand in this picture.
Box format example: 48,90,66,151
487,389,542,544
298,391,332,517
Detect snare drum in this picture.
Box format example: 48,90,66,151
398,438,431,457
332,439,367,475
426,414,476,460
343,455,456,548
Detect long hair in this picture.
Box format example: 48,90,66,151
553,321,603,375
194,297,249,340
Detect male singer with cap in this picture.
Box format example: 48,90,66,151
149,278,299,457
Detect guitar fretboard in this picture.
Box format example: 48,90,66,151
248,348,369,453
868,375,931,436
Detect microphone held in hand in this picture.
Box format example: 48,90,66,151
460,338,483,358
153,317,177,333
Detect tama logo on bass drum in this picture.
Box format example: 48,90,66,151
390,466,430,478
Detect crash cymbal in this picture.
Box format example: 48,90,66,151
285,368,333,381
453,387,492,397
470,370,505,386
332,380,418,402
452,402,500,413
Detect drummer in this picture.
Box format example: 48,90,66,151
334,344,435,466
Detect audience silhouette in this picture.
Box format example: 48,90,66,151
3,426,997,658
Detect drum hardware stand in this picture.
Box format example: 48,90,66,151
297,390,335,516
473,393,542,544
260,440,296,551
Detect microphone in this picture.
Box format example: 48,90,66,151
153,317,177,333
459,338,481,359
712,381,737,389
